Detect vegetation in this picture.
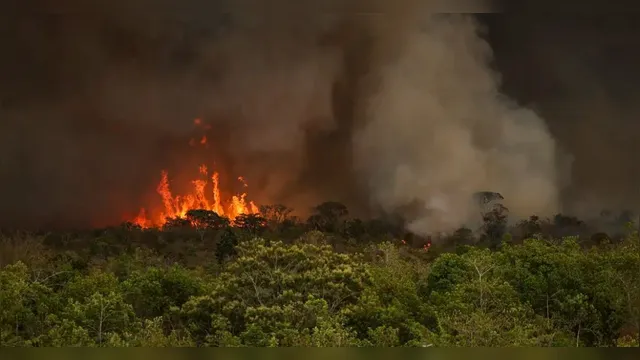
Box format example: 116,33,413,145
1,201,640,347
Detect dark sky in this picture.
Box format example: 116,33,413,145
1,1,640,228
481,11,640,216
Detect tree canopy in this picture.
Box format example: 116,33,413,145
1,201,639,347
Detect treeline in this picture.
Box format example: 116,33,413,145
1,201,640,347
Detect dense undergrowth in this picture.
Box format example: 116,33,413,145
1,202,640,347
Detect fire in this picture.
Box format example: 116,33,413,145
132,165,260,228
131,117,260,228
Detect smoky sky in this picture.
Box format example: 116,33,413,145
0,0,638,230
482,11,640,219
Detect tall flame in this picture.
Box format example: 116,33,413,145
132,165,260,228
131,117,259,228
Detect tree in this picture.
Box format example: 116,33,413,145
215,229,239,265
0,262,33,345
163,217,191,230
180,239,371,346
426,248,555,346
345,242,431,346
40,317,95,346
550,214,587,239
64,291,135,345
446,227,475,247
186,209,230,230
105,317,194,347
514,215,543,240
480,203,509,249
498,238,621,346
473,191,504,222
604,229,640,346
60,270,135,345
259,204,293,230
234,214,267,235
120,265,206,319
307,201,349,233
473,191,504,207
344,218,367,239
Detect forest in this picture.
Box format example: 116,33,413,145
1,200,640,347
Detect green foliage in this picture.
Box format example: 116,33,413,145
215,228,239,264
1,205,640,347
121,265,206,318
344,242,431,346
429,248,555,346
497,237,630,346
179,239,371,346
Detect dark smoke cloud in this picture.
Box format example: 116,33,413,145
1,0,635,231
0,0,221,228
0,0,343,228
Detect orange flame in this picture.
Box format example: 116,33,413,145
131,117,259,228
132,166,260,228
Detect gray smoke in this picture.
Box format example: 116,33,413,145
351,8,562,234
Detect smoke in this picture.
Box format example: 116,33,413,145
351,7,562,234
485,11,640,219
0,0,221,228
0,0,566,231
0,0,351,228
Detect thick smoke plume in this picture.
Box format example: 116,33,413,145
350,5,561,234
0,0,564,231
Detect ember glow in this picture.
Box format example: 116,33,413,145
131,118,260,228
